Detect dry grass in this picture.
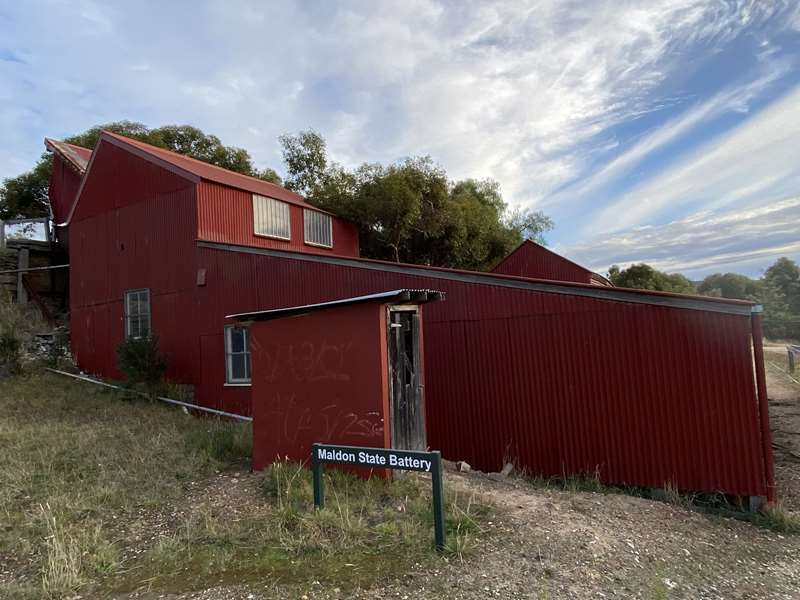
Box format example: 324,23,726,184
0,370,252,599
0,370,489,599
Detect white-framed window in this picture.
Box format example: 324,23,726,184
224,325,251,384
253,194,290,240
304,208,333,248
124,289,151,339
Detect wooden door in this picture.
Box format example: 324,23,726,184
388,309,426,451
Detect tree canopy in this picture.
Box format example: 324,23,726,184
280,130,553,270
697,272,761,300
607,263,696,294
608,258,799,341
4,122,553,271
0,121,281,219
761,257,800,340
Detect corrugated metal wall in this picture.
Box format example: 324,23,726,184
67,140,772,499
48,155,82,225
194,244,771,498
69,141,200,382
493,240,594,284
197,181,360,258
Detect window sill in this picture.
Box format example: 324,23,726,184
304,240,334,249
224,382,252,387
254,232,291,242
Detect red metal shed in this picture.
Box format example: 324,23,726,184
230,289,443,471
56,131,776,503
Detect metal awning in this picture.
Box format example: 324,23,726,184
227,289,445,322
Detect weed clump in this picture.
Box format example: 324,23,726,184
184,420,253,465
258,461,489,557
753,504,800,534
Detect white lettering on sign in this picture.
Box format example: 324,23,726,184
316,447,433,472
317,447,356,463
389,454,432,472
358,451,387,465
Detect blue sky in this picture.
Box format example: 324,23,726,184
1,0,799,278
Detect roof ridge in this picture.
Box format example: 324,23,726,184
101,130,301,201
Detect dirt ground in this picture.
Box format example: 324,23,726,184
117,344,800,600
765,343,800,515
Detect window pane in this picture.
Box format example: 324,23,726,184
140,316,150,338
130,316,140,339
125,290,150,339
304,209,332,247
230,328,245,353
139,291,150,316
231,354,247,380
253,195,290,239
129,293,140,317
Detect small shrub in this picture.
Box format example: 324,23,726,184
116,335,168,394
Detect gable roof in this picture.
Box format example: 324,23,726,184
101,131,316,209
44,138,92,174
493,240,612,286
60,131,327,226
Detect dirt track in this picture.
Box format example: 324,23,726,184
765,343,800,514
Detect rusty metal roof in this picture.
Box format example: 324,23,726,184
44,138,92,173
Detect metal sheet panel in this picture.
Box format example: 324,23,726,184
192,245,770,498
197,181,360,258
47,155,83,225
69,141,199,382
492,240,595,283
67,138,772,499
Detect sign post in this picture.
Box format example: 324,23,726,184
311,443,446,550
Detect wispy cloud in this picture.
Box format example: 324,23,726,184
565,196,800,278
1,0,799,276
544,58,792,212
589,83,800,234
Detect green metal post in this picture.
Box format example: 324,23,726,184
312,444,325,509
430,451,446,551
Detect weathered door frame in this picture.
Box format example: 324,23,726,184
386,304,426,451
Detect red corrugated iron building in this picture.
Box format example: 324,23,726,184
492,239,612,286
50,131,776,503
